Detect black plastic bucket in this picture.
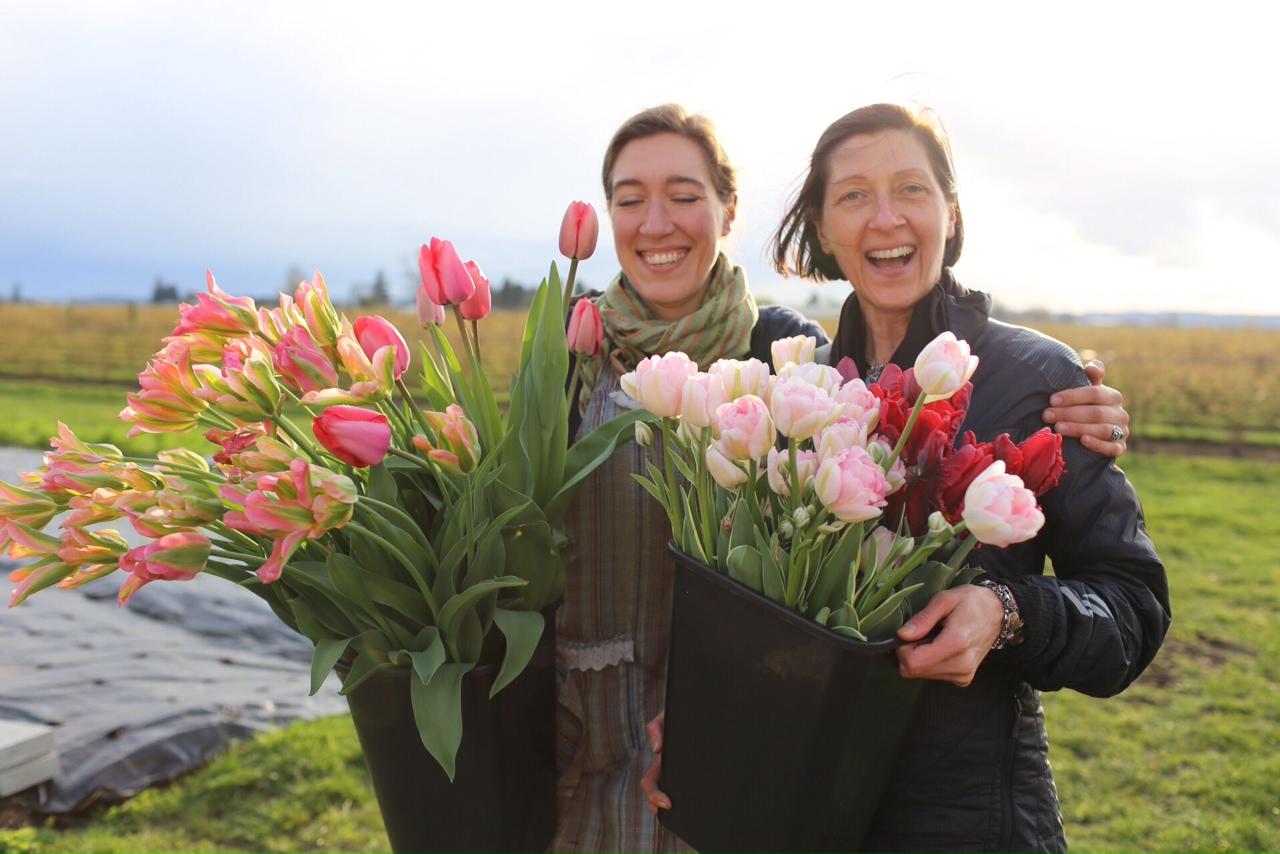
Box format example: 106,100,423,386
344,622,557,853
658,543,922,852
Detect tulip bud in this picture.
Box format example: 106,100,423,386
416,286,447,328
353,316,410,380
567,298,604,356
459,260,492,321
418,238,476,306
635,421,654,447
312,405,393,468
559,201,599,261
914,331,979,403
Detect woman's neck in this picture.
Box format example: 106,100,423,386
862,309,912,366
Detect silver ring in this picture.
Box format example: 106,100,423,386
1110,425,1125,443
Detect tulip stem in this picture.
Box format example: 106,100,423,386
394,378,433,437
697,425,717,563
660,419,682,544
563,258,579,321
344,521,438,619
887,394,927,472
269,414,325,465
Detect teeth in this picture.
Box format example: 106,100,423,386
643,250,685,266
867,246,914,260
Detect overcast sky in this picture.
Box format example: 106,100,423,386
2,2,1276,315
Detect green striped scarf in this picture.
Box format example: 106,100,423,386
577,253,758,413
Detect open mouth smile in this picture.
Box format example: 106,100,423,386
866,246,915,269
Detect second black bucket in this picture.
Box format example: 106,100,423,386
657,543,923,853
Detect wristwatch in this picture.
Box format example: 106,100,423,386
977,580,1025,650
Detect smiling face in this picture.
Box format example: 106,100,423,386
816,128,956,325
608,133,736,321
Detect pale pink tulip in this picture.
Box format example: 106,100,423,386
680,372,729,430
766,446,818,497
353,316,410,380
418,238,475,306
706,445,748,489
770,376,842,441
620,352,697,419
416,287,447,328
776,361,843,394
914,331,979,402
459,260,492,321
567,299,604,356
312,406,392,468
294,272,342,347
814,446,891,524
707,358,773,401
713,395,775,462
770,335,817,372
960,461,1044,547
559,201,599,260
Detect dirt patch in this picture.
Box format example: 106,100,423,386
1138,632,1253,689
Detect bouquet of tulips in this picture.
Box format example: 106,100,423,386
622,332,1066,640
1,202,643,778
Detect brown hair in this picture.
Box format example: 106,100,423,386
771,103,964,282
601,104,738,205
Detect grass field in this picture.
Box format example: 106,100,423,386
3,455,1277,853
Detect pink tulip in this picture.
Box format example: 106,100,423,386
960,461,1044,547
770,335,817,372
117,532,212,604
776,361,843,394
416,287,446,328
418,238,476,306
713,394,775,462
567,299,604,357
767,446,818,497
914,331,979,402
222,460,357,583
294,272,343,347
170,271,261,339
312,406,392,468
770,376,843,441
814,446,891,524
8,562,78,608
353,315,410,380
459,261,492,321
414,405,481,476
559,201,599,261
831,379,880,432
620,352,698,419
0,479,60,533
275,325,339,394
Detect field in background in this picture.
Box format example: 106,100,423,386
0,301,1275,455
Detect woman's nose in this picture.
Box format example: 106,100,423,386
640,201,674,236
870,195,905,230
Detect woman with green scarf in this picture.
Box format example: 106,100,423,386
553,104,1128,853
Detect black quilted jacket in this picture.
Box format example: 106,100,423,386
845,274,1170,852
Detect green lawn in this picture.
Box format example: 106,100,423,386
3,456,1277,853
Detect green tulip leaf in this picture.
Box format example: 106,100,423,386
490,608,545,698
309,637,351,695
411,661,475,782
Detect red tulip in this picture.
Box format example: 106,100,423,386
459,260,492,321
567,298,603,356
559,201,599,261
312,405,392,468
418,238,475,306
353,315,410,380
